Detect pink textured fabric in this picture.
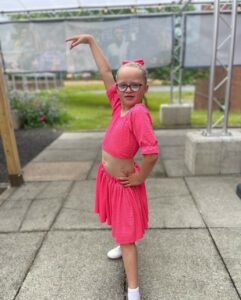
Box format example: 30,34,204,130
102,84,159,159
95,162,148,244
94,84,159,244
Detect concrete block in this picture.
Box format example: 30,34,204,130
160,104,192,126
221,132,241,174
185,130,241,175
185,131,222,175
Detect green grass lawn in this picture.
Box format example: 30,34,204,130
55,84,241,130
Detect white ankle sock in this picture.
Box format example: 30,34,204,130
128,287,140,300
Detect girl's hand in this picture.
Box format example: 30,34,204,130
66,34,93,50
117,171,144,187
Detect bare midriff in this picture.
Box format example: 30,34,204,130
102,150,135,178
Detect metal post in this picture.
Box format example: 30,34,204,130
223,0,238,135
169,14,176,105
206,0,220,135
169,0,191,105
178,13,186,104
170,70,174,105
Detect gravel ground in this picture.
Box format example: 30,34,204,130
0,128,63,184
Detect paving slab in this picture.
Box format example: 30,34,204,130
149,159,166,177
0,199,32,232
23,161,92,181
57,131,105,140
48,137,102,150
16,231,125,300
186,176,241,227
0,232,44,300
210,228,241,296
146,178,190,199
138,229,240,300
163,159,191,177
8,182,48,201
160,146,185,160
53,180,109,230
148,195,205,228
32,148,98,162
0,187,15,207
87,162,100,180
20,197,65,231
135,158,166,178
35,181,73,199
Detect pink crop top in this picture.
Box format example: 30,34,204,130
102,84,159,159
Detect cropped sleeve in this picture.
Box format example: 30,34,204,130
130,104,159,155
106,84,121,114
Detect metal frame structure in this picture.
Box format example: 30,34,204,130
0,1,238,14
169,0,192,104
204,0,238,136
168,0,239,137
0,0,240,133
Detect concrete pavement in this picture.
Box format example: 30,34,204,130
1,129,241,300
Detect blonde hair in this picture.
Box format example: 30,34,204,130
116,62,148,84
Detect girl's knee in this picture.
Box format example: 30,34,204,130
120,242,136,248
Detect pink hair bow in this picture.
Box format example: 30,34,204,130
122,59,145,65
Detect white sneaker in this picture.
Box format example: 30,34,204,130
107,245,122,259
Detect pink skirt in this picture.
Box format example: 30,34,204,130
94,162,149,244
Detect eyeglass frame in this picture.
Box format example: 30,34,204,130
116,82,143,92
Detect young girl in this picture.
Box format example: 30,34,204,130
66,34,159,300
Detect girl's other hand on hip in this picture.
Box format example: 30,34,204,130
117,171,144,187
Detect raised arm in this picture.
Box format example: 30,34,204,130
66,34,115,90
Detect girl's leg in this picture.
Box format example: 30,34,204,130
120,242,138,288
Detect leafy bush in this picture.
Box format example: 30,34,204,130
9,90,69,128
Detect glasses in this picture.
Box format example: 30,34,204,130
116,82,143,92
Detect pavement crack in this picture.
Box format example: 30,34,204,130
86,145,101,180
184,177,241,300
13,181,76,299
49,181,76,231
13,231,49,299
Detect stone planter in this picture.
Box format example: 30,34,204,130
160,103,192,126
11,109,23,129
